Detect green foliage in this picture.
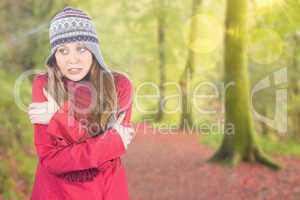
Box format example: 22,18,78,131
0,70,34,199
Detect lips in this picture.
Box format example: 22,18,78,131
68,68,83,74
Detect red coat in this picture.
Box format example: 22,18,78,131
30,72,133,200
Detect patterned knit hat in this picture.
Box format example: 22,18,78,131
46,6,111,73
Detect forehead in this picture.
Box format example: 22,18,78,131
58,42,85,48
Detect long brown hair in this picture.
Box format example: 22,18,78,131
46,55,118,136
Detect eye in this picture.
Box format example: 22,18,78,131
58,47,68,55
77,46,87,53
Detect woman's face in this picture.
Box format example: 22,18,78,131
55,42,93,81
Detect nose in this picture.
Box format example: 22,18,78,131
67,49,80,64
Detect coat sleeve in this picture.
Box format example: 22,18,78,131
31,74,133,175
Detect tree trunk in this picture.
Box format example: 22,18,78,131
180,67,193,129
260,108,269,136
289,33,300,139
179,0,201,129
209,0,281,170
156,0,167,121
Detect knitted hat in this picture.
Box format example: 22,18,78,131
46,6,111,73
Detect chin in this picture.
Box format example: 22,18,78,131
65,74,87,82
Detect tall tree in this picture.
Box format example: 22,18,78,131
289,32,300,138
179,0,201,129
156,0,167,121
209,0,280,170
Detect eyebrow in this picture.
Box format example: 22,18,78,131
76,43,86,47
57,45,67,48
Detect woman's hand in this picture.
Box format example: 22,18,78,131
113,112,135,150
28,88,60,125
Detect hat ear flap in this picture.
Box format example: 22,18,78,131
84,42,111,73
46,54,55,66
46,45,58,66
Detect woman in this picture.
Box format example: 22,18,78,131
28,7,134,200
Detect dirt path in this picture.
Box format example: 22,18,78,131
123,123,300,200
